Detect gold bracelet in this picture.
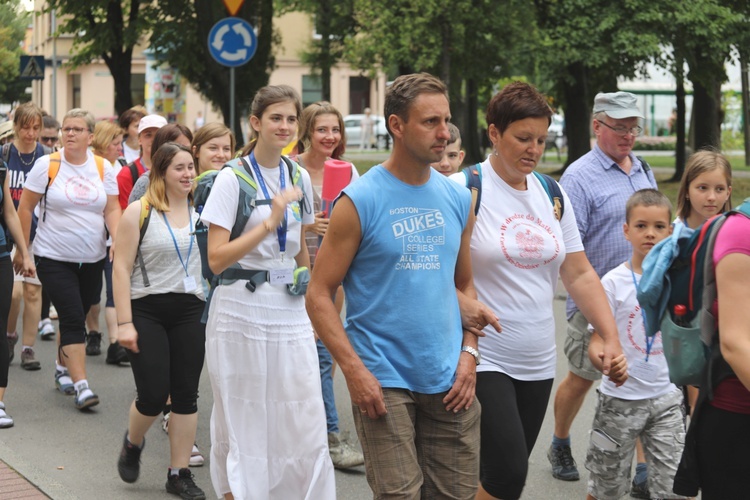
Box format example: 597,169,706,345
262,219,274,233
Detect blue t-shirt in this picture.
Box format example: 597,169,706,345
342,165,470,393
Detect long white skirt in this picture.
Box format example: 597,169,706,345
206,280,336,500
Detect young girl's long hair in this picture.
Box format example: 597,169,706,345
145,142,193,212
676,149,733,222
296,102,346,160
241,85,302,156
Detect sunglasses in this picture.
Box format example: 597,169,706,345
40,136,59,143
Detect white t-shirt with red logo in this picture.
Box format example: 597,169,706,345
24,149,118,263
451,159,583,380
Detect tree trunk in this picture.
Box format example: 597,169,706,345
691,79,722,151
560,62,592,170
107,51,134,116
464,78,482,165
319,0,332,101
741,49,750,166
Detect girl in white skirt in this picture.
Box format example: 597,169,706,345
200,85,335,500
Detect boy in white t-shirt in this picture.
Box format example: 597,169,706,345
586,189,687,500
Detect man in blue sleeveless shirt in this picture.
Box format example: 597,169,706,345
307,73,499,499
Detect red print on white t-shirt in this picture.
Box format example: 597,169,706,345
517,229,544,259
65,176,100,206
499,213,560,270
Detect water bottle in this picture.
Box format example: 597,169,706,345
674,304,689,327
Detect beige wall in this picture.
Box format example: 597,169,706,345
27,4,386,128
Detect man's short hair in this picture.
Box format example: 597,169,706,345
42,115,60,130
625,189,672,223
447,123,461,146
384,73,448,136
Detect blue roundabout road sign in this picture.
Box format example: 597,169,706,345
208,17,257,67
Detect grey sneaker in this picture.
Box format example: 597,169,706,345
118,431,144,483
38,318,55,340
74,382,100,410
328,432,365,469
547,444,580,481
7,332,17,362
20,347,41,370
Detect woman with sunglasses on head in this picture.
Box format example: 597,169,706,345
17,108,120,411
87,121,128,365
291,101,363,470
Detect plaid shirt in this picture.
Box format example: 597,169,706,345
560,144,657,319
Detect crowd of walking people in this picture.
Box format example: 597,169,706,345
0,73,747,500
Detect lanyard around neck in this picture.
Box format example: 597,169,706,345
161,201,194,277
249,151,287,255
628,259,653,361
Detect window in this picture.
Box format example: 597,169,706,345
302,75,323,107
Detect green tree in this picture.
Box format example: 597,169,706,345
150,0,276,143
44,0,158,115
533,0,663,168
0,1,31,104
343,0,531,163
276,0,357,101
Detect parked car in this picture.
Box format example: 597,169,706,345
344,114,390,150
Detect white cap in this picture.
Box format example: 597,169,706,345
137,114,167,134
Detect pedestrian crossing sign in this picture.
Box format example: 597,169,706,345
20,56,45,80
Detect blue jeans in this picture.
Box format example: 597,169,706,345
317,339,339,434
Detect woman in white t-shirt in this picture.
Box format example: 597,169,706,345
450,83,624,500
200,85,335,499
17,109,120,411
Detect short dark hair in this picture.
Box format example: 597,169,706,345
384,73,448,136
42,115,60,130
118,107,146,132
625,188,672,223
486,82,553,135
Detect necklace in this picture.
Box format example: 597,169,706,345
16,146,37,167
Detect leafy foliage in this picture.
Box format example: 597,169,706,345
149,0,277,143
0,2,32,104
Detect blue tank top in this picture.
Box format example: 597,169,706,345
342,165,470,393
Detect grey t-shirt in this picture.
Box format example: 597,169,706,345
128,170,151,204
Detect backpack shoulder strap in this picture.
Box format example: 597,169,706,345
138,198,152,245
636,155,651,173
93,154,105,180
532,171,565,221
281,155,311,215
136,198,153,287
462,163,482,216
0,158,6,215
1,144,10,165
129,159,140,185
47,151,62,188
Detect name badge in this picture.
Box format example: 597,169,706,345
183,276,198,293
630,359,658,382
269,269,294,285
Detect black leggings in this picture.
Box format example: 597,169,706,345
128,293,205,416
0,257,13,388
695,403,750,498
35,257,104,347
475,372,553,500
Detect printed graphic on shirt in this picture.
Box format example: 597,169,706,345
626,303,663,357
63,176,101,206
9,169,27,205
500,213,560,270
391,207,445,271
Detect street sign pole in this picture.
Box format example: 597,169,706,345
208,17,258,141
230,67,235,135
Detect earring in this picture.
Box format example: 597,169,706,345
492,147,498,156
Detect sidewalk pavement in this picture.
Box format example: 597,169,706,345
0,460,49,499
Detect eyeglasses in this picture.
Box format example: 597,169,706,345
596,120,643,137
62,127,88,136
40,136,58,143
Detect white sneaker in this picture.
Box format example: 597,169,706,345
162,412,170,434
49,305,58,320
38,318,55,340
0,402,14,428
189,444,204,467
